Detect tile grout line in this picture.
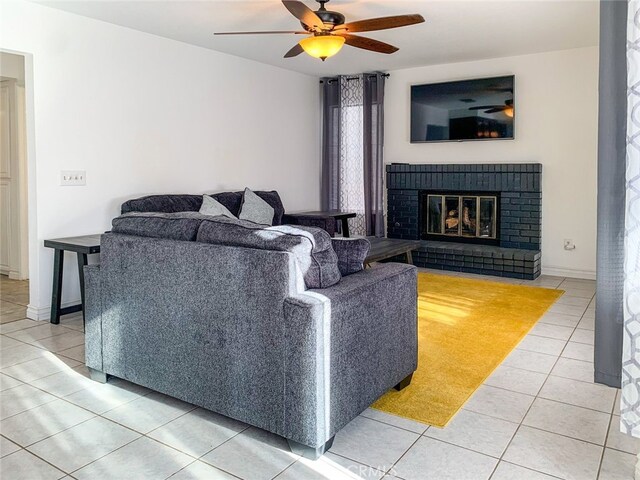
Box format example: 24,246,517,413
383,432,424,477
1,448,69,478
63,404,200,477
2,321,76,341
1,370,151,426
488,321,563,479
490,460,565,480
359,411,429,435
596,411,615,479
476,382,616,416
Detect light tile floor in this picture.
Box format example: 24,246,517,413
0,276,29,324
0,272,634,480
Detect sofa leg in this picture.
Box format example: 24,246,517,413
287,436,334,460
394,373,413,391
88,367,107,384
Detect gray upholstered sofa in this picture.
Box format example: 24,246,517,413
84,210,417,459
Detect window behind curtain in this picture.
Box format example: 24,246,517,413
339,75,366,236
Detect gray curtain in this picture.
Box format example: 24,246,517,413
321,73,386,237
363,73,386,237
595,0,627,388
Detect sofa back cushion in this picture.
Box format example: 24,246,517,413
196,216,341,289
121,194,202,215
239,188,275,225
199,195,236,218
112,212,211,242
215,191,284,225
120,191,285,225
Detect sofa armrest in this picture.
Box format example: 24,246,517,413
282,263,417,447
282,213,337,237
84,264,103,371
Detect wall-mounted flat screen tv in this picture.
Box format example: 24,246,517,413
410,75,514,143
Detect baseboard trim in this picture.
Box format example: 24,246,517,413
542,266,596,280
1,268,27,280
26,299,81,321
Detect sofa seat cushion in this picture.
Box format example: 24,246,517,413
196,216,341,289
331,238,371,276
112,212,213,241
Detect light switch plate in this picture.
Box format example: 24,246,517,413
60,170,86,186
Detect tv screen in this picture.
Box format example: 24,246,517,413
410,75,514,143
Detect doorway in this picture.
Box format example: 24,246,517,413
1,52,29,323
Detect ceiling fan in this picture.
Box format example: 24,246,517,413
468,99,514,117
214,0,425,61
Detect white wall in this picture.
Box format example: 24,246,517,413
0,0,321,319
385,47,599,278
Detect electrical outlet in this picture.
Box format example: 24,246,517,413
60,170,86,186
564,239,576,251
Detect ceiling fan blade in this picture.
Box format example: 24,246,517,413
338,33,398,54
484,108,505,114
282,0,325,31
284,43,304,58
468,105,503,110
336,14,425,33
214,30,307,35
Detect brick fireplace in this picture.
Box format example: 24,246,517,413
386,163,542,279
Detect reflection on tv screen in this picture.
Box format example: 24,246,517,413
410,75,514,143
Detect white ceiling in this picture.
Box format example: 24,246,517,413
37,0,599,77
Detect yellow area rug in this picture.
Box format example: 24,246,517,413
372,272,563,428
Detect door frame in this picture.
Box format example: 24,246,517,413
1,49,38,316
0,76,28,280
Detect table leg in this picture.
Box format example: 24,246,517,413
341,218,350,238
406,250,414,265
77,252,88,321
50,249,64,324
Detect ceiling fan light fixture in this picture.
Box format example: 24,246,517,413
299,34,345,61
504,106,514,118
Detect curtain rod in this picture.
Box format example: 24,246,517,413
320,73,390,84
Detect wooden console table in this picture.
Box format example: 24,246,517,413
365,237,422,265
44,234,101,324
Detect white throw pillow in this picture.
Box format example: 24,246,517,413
199,195,236,218
239,188,275,225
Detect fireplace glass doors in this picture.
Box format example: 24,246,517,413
423,193,498,242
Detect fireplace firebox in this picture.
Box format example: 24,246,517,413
420,191,500,245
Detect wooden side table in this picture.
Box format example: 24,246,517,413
44,234,101,324
288,211,357,237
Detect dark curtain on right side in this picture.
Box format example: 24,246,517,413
363,73,386,237
595,0,627,388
